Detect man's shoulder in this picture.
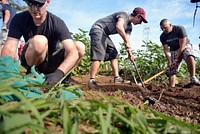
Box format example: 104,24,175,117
160,32,165,38
173,25,185,30
115,11,129,16
47,11,64,22
14,11,30,19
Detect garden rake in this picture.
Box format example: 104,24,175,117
132,62,156,104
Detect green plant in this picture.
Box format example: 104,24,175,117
71,29,91,75
0,85,199,133
71,29,112,76
118,41,167,83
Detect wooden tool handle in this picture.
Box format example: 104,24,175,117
144,67,170,84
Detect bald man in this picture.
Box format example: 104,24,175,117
159,19,200,88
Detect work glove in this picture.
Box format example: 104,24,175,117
43,69,64,87
1,23,7,30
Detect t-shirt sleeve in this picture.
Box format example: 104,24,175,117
177,26,187,39
56,19,72,41
116,12,127,21
116,12,132,34
160,34,166,45
8,14,22,39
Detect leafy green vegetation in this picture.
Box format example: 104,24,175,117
1,86,200,133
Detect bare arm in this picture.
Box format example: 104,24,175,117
4,10,11,24
177,37,187,61
163,44,171,64
116,18,131,50
116,18,134,61
1,37,19,58
57,39,79,74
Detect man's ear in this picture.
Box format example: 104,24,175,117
46,0,50,5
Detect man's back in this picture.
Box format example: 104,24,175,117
90,11,132,35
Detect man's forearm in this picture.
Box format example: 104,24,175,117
58,51,79,74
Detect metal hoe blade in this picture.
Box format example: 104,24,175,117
132,62,146,88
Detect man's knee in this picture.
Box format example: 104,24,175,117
74,41,85,58
186,55,195,62
29,35,48,54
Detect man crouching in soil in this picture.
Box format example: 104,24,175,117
1,0,85,91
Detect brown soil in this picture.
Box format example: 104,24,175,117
71,74,200,124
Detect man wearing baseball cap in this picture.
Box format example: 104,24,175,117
88,7,148,90
1,0,85,91
132,7,148,23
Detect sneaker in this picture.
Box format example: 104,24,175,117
61,73,74,86
114,76,130,84
190,76,200,86
184,76,200,88
88,81,100,90
62,79,74,86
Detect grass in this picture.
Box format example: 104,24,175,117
0,82,200,134
0,59,199,133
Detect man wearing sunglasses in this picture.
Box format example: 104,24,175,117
0,0,16,57
1,0,85,91
88,7,148,90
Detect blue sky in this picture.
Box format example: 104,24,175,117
4,0,200,56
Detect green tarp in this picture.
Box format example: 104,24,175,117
0,56,81,101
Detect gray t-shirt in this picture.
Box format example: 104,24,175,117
89,11,132,35
160,25,190,51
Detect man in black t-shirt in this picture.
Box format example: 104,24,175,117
160,19,200,88
1,0,85,90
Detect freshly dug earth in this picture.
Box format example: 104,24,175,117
71,74,200,124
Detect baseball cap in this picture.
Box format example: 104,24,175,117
25,0,46,3
133,7,148,23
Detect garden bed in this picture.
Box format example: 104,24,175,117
72,74,200,124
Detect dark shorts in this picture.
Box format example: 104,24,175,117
21,43,65,74
90,28,119,61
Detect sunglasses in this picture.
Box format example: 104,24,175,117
24,0,45,7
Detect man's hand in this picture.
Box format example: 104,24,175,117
125,42,131,50
43,69,64,86
168,59,178,69
127,50,134,62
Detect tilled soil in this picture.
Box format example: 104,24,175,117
71,74,200,124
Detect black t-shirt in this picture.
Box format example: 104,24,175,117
8,11,72,55
160,25,190,51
